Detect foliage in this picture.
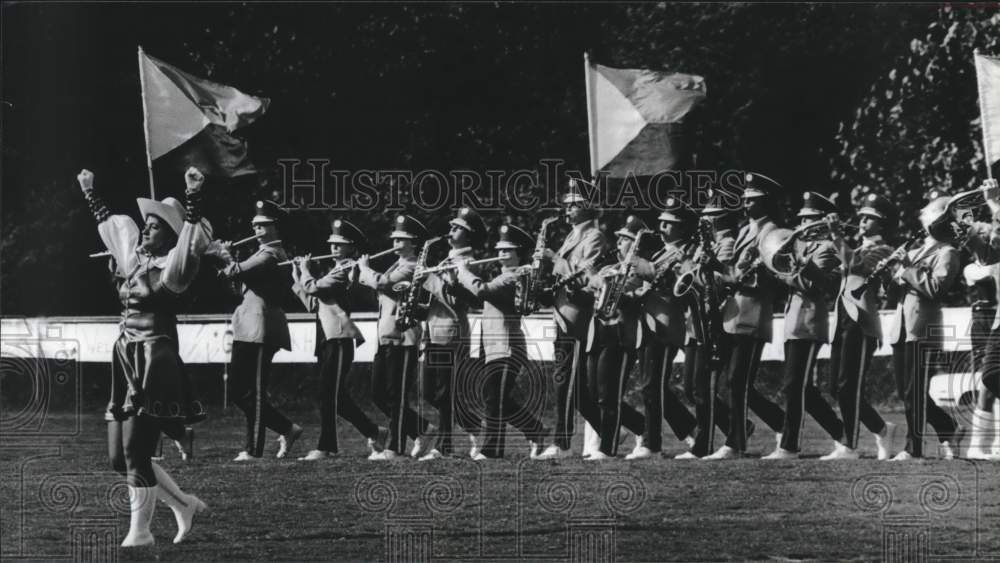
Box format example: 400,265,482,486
6,4,987,315
830,6,1000,237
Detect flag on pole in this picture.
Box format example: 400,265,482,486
585,58,706,178
974,52,1000,170
139,49,269,178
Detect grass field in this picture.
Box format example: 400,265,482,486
2,409,999,562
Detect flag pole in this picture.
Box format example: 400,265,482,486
975,48,994,180
137,46,157,198
583,51,598,180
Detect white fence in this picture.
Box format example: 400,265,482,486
0,308,980,365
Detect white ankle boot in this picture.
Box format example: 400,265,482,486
967,409,996,460
582,422,600,457
152,463,207,544
121,485,156,547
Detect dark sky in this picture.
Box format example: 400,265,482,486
1,3,937,315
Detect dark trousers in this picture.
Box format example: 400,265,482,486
587,341,646,456
830,319,886,449
316,339,379,453
553,327,600,450
724,335,786,451
893,341,957,456
231,341,294,457
984,329,1000,398
779,340,844,452
641,340,696,446
372,345,428,454
684,337,739,456
481,355,546,458
108,416,160,487
422,342,480,454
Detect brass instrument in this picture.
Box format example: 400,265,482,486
672,219,724,366
595,230,651,320
89,250,112,259
395,236,445,331
514,217,559,315
945,188,991,246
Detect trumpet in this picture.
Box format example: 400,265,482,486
89,250,112,259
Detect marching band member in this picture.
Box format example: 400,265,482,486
534,180,606,460
77,167,208,547
823,193,898,460
292,219,388,460
675,192,749,459
221,200,304,462
887,195,962,460
105,254,195,463
584,215,649,460
414,207,486,461
456,224,549,459
765,192,847,459
631,201,699,459
705,173,787,460
357,215,432,460
956,178,1000,461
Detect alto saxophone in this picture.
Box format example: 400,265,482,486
395,236,444,331
595,230,651,320
515,217,559,315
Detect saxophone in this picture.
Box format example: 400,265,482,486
515,217,559,315
595,230,651,320
695,219,722,366
394,236,444,331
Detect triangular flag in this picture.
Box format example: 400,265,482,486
139,48,268,174
586,60,706,177
975,52,1000,167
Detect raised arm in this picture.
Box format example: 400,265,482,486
160,168,212,294
78,169,140,277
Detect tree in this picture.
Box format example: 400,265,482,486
830,6,1000,238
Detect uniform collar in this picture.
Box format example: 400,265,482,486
573,218,597,235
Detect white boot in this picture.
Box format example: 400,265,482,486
966,409,996,460
582,422,600,458
993,402,1000,455
121,485,156,547
152,463,207,544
